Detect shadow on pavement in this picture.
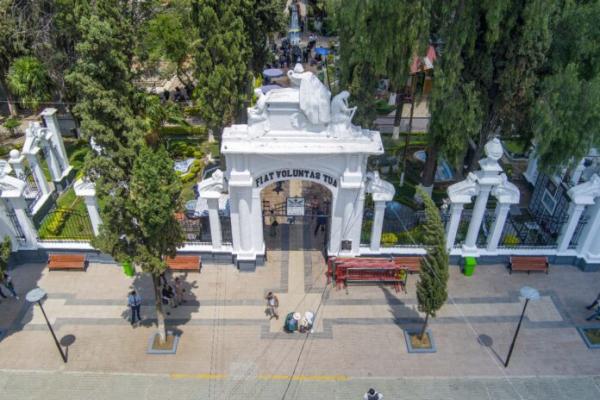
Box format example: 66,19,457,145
0,262,46,343
120,270,200,335
477,333,505,365
380,285,422,330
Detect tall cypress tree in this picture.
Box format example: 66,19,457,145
421,0,481,191
192,0,250,146
415,186,449,339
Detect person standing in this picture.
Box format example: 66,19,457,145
266,292,279,320
363,388,383,400
127,290,142,325
314,209,327,236
1,272,18,299
586,291,600,321
161,285,173,316
174,277,185,305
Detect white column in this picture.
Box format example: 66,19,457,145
25,153,50,196
464,186,491,249
8,197,38,248
42,141,63,182
577,200,600,255
349,188,365,255
83,196,102,236
251,189,265,256
445,203,464,251
206,198,222,249
232,187,253,255
370,201,386,252
8,151,25,179
41,108,69,168
557,202,586,252
486,202,511,251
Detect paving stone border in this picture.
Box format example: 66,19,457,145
577,325,600,350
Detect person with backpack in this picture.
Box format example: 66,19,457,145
586,291,600,321
127,290,142,325
363,388,383,400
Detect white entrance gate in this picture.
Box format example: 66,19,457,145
201,65,395,270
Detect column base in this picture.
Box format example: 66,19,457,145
461,244,480,258
53,166,75,192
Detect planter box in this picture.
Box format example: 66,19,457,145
404,328,437,353
577,326,600,349
147,331,180,354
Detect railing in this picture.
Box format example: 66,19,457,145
498,211,565,249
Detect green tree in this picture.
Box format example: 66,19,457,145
421,0,481,191
143,5,197,86
460,0,558,171
7,56,52,111
335,0,378,128
127,145,184,340
532,1,600,172
415,186,449,339
68,3,183,342
0,0,28,115
365,0,431,141
242,0,285,74
192,0,250,147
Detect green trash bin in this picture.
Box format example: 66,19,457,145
463,257,477,277
122,260,135,277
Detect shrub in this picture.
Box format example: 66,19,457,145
502,234,520,246
180,159,204,184
381,232,399,247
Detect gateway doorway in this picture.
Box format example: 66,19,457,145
261,180,331,253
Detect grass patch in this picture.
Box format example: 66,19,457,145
583,328,600,345
38,188,93,240
159,125,207,137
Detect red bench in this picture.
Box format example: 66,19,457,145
48,254,87,271
392,257,422,273
166,255,202,272
509,256,549,274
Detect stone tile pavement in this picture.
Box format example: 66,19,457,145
1,222,600,398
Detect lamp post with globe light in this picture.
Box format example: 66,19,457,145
504,286,540,368
26,287,67,363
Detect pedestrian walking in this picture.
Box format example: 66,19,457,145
266,292,279,320
127,290,142,325
363,388,383,400
586,291,600,310
174,277,185,305
1,271,18,299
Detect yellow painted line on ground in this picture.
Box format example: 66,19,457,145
258,374,348,382
170,373,227,380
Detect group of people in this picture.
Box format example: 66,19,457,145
268,34,322,70
0,271,18,302
160,274,185,315
265,292,314,333
160,84,194,104
127,274,186,325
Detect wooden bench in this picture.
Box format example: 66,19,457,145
509,256,549,274
48,253,87,271
345,267,407,293
166,255,201,272
393,256,422,273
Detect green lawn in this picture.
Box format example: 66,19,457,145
38,188,94,240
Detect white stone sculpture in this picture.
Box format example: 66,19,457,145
247,88,270,136
198,169,225,194
287,63,331,125
366,171,395,201
329,90,358,138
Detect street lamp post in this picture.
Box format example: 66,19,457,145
26,288,67,363
504,286,540,368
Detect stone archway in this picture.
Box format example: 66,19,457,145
202,65,395,270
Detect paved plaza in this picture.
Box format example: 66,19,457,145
1,221,600,399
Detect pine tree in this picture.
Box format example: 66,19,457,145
242,0,285,74
129,145,184,340
192,0,250,144
67,2,182,342
415,186,449,339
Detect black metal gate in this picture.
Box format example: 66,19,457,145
262,199,330,252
